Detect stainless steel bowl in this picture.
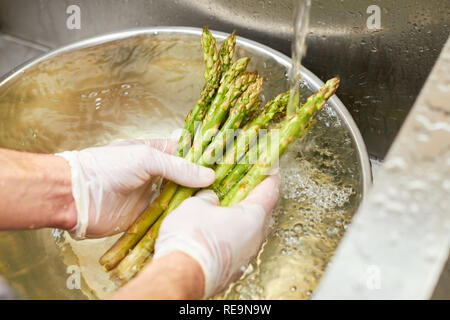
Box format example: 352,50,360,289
0,27,371,299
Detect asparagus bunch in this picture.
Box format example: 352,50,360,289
221,76,339,205
112,75,263,281
99,27,340,283
99,26,233,270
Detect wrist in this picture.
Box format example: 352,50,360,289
110,251,205,300
0,149,77,231
33,153,77,230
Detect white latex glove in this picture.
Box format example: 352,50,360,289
154,173,280,298
56,139,215,239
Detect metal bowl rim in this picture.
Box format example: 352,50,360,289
0,26,372,195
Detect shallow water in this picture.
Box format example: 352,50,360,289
0,33,363,299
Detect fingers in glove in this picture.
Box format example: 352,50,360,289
108,138,178,155
140,139,178,155
146,148,215,188
195,189,220,205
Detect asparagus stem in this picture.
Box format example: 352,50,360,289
216,153,253,199
111,216,163,283
221,77,340,206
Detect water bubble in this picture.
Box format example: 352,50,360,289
52,229,64,246
293,223,303,233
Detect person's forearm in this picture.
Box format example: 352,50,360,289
110,251,205,299
0,148,76,231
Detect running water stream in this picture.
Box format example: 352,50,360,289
287,0,311,116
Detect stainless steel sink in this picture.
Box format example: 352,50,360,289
0,0,448,299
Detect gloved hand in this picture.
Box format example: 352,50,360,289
153,172,280,298
56,139,215,239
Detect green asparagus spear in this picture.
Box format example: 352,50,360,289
216,153,253,199
219,30,236,75
221,77,340,206
201,26,218,81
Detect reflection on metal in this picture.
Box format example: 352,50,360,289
0,0,449,159
313,37,450,299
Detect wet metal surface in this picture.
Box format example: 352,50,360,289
0,1,448,299
0,0,448,159
0,34,48,76
313,37,450,299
